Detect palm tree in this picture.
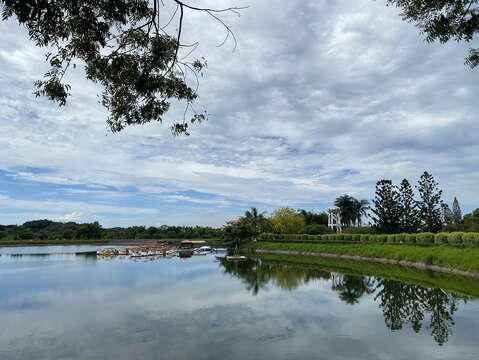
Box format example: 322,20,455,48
334,195,358,227
335,195,370,227
243,207,266,235
355,199,370,226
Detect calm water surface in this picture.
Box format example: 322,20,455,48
1,245,478,359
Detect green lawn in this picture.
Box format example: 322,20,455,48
245,241,479,273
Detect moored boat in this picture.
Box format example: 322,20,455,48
226,255,247,261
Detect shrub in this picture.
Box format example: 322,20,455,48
360,234,370,242
342,226,376,234
351,234,361,241
305,224,331,235
387,234,396,243
405,234,416,243
462,233,476,247
395,233,406,243
416,232,435,244
448,232,463,245
336,234,344,241
434,233,449,245
376,234,387,243
343,234,352,241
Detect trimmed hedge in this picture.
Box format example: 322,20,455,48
405,234,416,243
434,233,449,245
395,233,406,243
416,232,435,244
387,234,396,243
376,234,387,243
360,234,370,242
257,232,479,247
463,233,476,247
448,232,463,245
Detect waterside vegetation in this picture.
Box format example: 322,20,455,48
244,242,479,274
0,220,224,245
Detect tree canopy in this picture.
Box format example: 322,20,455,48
0,0,244,135
271,208,305,234
388,0,479,68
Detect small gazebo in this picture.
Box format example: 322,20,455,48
328,205,342,233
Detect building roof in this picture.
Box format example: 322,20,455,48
180,240,206,244
226,219,241,225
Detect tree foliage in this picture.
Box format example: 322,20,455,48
270,208,305,234
442,203,454,225
0,0,244,134
387,0,479,68
334,195,369,227
297,209,328,226
242,207,267,236
463,208,479,231
371,180,402,234
416,171,443,233
0,219,223,241
398,178,419,233
452,197,463,224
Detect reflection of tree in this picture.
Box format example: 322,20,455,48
331,274,375,305
217,256,469,346
375,280,464,346
218,257,269,295
217,257,330,295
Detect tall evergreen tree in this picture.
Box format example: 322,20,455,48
398,179,419,233
441,204,454,225
416,172,443,233
452,197,463,224
371,180,401,234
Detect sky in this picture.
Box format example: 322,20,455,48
0,0,478,227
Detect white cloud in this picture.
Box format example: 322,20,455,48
0,0,478,226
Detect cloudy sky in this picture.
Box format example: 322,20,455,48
0,0,478,227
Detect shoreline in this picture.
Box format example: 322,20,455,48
245,247,479,279
0,238,225,248
0,239,162,248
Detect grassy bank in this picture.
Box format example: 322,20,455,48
250,253,479,298
245,241,479,273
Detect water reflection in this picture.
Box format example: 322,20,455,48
1,248,478,359
375,279,460,345
1,252,98,262
217,256,469,345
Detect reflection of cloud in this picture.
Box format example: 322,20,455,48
1,254,479,359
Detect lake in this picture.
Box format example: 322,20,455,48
1,245,478,360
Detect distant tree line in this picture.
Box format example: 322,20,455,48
0,220,223,242
3,172,478,243
223,207,330,245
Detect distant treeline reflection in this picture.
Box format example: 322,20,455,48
217,257,470,346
